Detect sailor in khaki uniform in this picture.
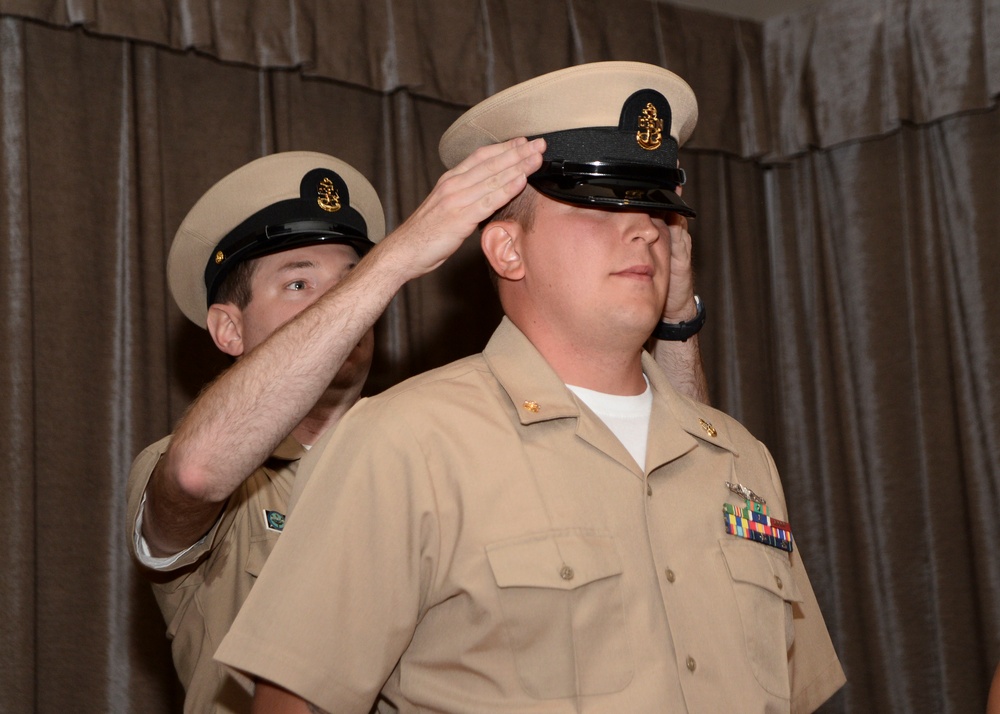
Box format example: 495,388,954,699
126,152,387,713
126,141,555,712
216,61,846,713
127,434,304,711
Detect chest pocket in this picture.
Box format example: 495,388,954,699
245,507,283,578
720,537,803,699
486,532,633,699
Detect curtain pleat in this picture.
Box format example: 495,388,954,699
762,114,1000,712
1,0,996,159
762,0,1000,158
1,1,998,712
0,16,37,710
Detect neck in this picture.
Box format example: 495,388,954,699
515,318,648,396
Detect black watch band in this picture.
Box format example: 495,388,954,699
653,295,705,342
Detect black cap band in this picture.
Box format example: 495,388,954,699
202,167,373,306
525,88,695,216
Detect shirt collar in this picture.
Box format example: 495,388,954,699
482,317,739,460
482,317,584,425
270,434,308,461
642,349,740,457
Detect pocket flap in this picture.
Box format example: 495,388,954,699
720,537,803,602
244,534,278,577
487,532,622,591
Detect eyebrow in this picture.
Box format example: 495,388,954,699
274,259,318,273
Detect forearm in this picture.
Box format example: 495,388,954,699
176,239,408,488
144,240,412,555
171,136,546,481
655,289,709,404
653,334,709,404
167,136,546,490
655,206,710,404
143,138,546,554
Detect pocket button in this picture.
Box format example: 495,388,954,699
560,565,575,581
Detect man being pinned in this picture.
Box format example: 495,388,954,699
217,61,845,713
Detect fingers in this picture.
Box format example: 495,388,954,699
663,218,696,320
379,138,545,279
667,220,692,267
449,136,544,179
666,209,688,231
437,137,545,221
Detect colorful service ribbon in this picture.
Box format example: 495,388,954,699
723,499,793,553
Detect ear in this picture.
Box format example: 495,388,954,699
481,222,525,281
206,303,245,357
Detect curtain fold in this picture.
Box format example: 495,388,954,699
0,15,37,710
1,1,998,712
2,0,996,158
763,113,1000,712
762,0,1000,158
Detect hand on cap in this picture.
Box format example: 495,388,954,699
382,137,546,279
662,185,698,323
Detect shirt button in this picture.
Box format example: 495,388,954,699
647,484,653,496
686,656,697,672
774,575,783,590
665,569,676,583
560,566,575,581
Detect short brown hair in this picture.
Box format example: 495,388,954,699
212,258,259,311
480,186,536,233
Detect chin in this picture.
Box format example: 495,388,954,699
610,307,660,334
599,324,653,350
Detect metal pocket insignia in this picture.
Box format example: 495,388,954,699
264,509,286,533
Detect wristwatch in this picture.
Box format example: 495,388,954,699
653,295,705,342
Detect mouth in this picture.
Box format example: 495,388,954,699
613,264,655,280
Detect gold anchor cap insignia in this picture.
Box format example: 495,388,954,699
214,250,225,264
522,400,540,413
317,176,342,212
636,102,663,151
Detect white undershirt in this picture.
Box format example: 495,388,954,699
134,492,202,569
567,376,653,469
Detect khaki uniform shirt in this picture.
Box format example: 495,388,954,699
126,435,303,713
217,318,845,713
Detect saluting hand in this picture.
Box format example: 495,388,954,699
382,137,546,279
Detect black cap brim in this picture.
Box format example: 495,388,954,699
529,160,696,218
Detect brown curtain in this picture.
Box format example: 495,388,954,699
1,1,997,711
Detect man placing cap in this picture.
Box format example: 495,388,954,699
216,62,827,713
125,142,552,712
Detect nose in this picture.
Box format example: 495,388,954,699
622,211,660,244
